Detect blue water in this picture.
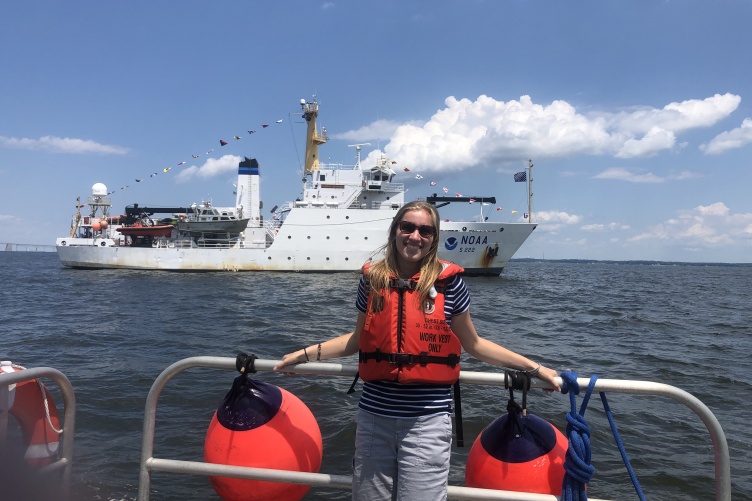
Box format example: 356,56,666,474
1,252,750,500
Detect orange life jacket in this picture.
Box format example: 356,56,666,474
358,261,464,384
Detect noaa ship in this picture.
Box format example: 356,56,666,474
55,99,536,275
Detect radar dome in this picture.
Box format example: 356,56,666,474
92,183,108,197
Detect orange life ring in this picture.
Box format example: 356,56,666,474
0,362,62,468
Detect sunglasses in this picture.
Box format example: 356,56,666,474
398,220,437,238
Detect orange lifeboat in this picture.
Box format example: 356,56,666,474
0,362,62,468
116,221,174,238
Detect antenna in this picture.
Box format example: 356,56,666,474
348,143,371,169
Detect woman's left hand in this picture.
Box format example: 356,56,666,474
538,366,561,392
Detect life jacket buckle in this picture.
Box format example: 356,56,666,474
388,353,414,365
389,278,417,290
447,354,460,368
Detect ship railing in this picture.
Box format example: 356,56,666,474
137,356,731,501
262,220,282,242
171,238,194,249
338,185,363,210
86,195,111,206
1,366,76,501
368,200,403,210
317,162,359,171
193,237,243,248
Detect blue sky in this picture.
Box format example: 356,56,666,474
2,1,751,262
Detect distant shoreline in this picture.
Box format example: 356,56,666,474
2,246,750,267
511,257,752,267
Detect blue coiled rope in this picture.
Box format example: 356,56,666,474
559,370,647,501
560,370,596,501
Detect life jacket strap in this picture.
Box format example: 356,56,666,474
347,372,360,395
359,350,460,368
453,380,464,447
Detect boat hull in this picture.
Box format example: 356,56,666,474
117,225,175,238
176,219,250,234
56,215,536,275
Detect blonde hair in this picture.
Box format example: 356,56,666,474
367,201,442,311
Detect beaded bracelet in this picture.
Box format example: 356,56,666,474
527,363,541,376
303,347,310,362
317,343,322,361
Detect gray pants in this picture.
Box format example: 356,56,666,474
352,408,452,501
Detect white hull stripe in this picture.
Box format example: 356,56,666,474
25,441,59,459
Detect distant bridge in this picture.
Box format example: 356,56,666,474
1,242,56,252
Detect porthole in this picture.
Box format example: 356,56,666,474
288,235,292,239
462,226,467,231
287,257,292,260
307,236,311,239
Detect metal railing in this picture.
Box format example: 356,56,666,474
138,356,731,501
0,367,76,501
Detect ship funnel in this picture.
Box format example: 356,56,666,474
236,157,260,230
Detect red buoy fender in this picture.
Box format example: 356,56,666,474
0,362,61,469
204,376,323,501
465,411,567,495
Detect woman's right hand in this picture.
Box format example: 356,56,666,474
273,350,305,373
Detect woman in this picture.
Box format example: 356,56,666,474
274,200,560,500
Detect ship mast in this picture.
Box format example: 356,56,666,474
301,98,328,175
527,159,534,223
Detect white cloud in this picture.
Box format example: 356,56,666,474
603,94,741,135
701,117,752,154
667,171,702,181
535,211,582,225
616,127,676,158
593,167,664,183
341,93,740,173
533,210,582,232
0,135,129,154
174,155,241,183
629,202,752,247
332,119,408,142
696,201,729,217
581,222,630,232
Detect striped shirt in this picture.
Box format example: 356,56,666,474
355,274,470,418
